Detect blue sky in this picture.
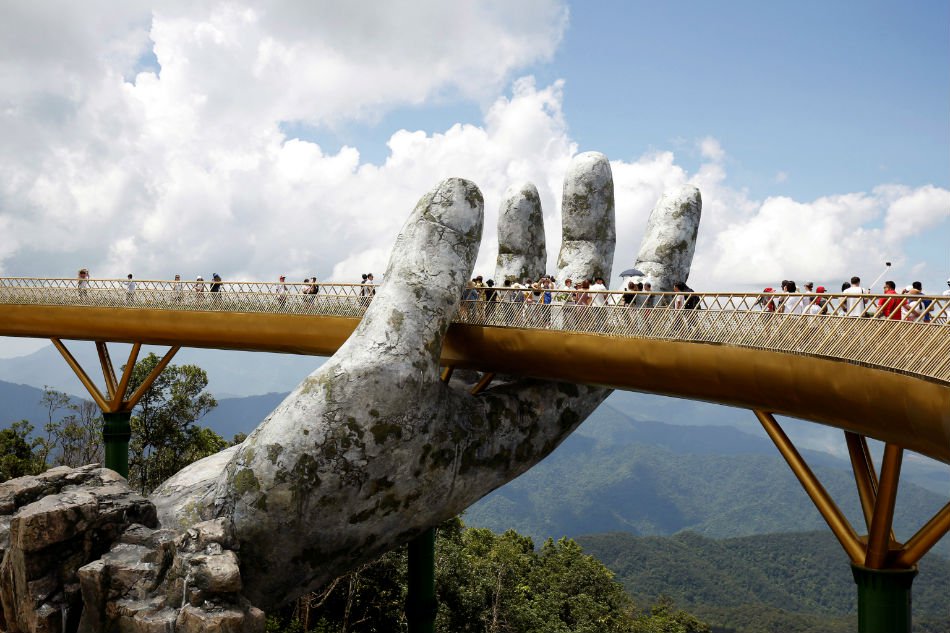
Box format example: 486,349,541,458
315,0,949,201
0,0,948,358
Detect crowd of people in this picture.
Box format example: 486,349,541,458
73,268,949,324
757,276,947,321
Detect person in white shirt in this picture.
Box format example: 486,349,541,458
125,274,135,305
590,277,608,306
589,276,608,329
943,278,950,297
275,275,289,307
842,276,867,316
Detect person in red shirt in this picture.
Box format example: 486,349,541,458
878,280,901,319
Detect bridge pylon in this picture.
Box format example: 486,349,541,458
50,338,179,478
755,411,950,633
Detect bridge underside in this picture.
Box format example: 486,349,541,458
2,304,948,464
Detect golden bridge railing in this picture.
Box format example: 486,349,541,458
0,278,374,317
1,278,948,383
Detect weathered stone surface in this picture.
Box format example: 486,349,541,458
190,551,242,594
13,490,99,552
632,184,702,292
70,510,260,633
0,466,157,632
177,603,263,633
495,182,547,282
557,151,616,285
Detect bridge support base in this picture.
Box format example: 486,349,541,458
102,411,132,479
406,527,436,633
851,564,916,633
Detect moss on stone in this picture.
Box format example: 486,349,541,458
345,418,364,439
464,185,483,213
367,477,394,494
388,309,405,331
459,445,511,475
370,423,403,444
266,444,283,464
290,454,322,505
428,447,455,469
233,468,260,496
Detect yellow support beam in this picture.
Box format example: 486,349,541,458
123,346,180,411
845,432,880,532
110,342,141,411
895,502,950,567
51,338,111,412
865,444,903,569
755,410,865,564
96,341,118,400
470,372,495,395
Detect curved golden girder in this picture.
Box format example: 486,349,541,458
757,412,949,570
4,304,948,463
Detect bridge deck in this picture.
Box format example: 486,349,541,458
1,279,948,463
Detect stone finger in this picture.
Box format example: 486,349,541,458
494,182,547,284
632,184,702,292
556,152,616,285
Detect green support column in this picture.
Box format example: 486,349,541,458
406,527,437,633
851,564,917,633
102,411,132,479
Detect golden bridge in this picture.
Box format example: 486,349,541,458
1,277,948,632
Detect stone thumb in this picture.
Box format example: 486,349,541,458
337,178,484,378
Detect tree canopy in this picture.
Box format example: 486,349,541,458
266,517,710,633
127,352,221,494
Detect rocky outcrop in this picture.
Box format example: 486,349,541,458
0,465,156,632
0,467,262,633
77,518,262,633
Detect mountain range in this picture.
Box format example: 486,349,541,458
578,530,949,633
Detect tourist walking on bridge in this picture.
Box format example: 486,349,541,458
125,274,135,305
842,276,867,316
77,268,89,299
172,274,184,304
275,275,288,307
194,276,205,303
878,281,901,320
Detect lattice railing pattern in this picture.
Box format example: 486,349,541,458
1,278,948,383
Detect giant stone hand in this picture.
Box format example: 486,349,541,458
147,152,701,611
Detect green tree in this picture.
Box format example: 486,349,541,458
264,517,714,632
631,596,710,633
127,353,220,494
0,420,45,481
38,387,103,468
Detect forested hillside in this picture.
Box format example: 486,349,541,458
578,531,950,633
465,403,949,557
